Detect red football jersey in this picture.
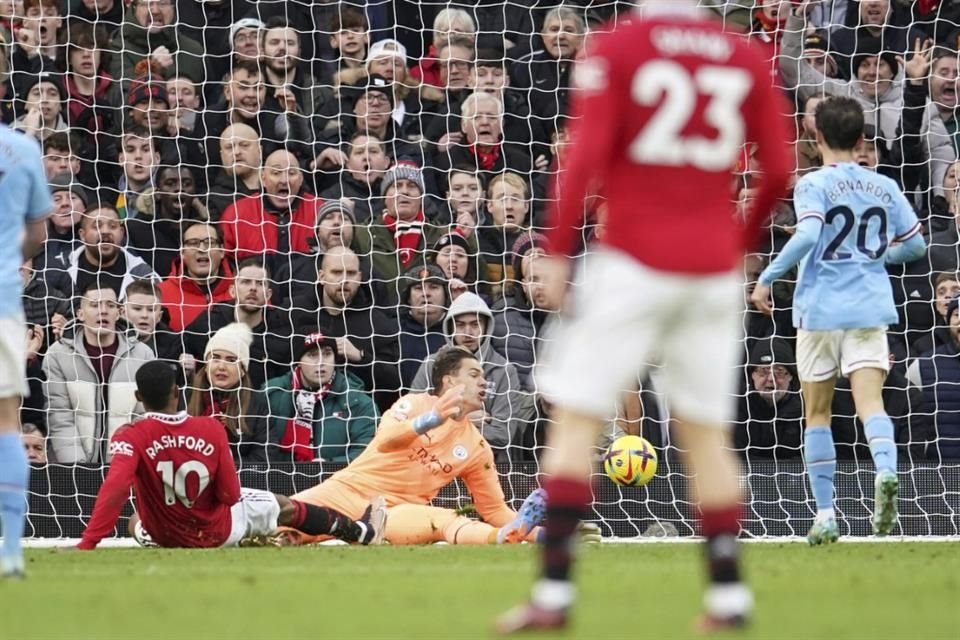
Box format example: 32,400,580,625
78,412,242,549
547,1,792,273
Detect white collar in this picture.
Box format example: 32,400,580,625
143,410,189,424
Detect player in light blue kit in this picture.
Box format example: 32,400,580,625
752,97,926,545
0,126,53,578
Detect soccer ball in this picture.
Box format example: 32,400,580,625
602,435,658,487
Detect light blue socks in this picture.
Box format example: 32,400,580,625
804,426,836,519
0,432,28,574
864,413,897,474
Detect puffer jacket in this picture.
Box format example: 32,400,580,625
409,292,526,452
491,291,552,391
42,324,154,463
109,9,206,89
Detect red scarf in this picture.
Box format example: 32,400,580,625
752,8,786,44
279,369,331,462
469,143,502,171
919,0,938,16
383,210,425,268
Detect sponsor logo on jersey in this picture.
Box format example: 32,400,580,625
452,445,469,460
108,440,134,457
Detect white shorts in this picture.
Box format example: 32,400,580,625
796,327,889,382
223,488,282,547
0,314,27,398
537,249,741,426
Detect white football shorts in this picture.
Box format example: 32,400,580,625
0,313,28,398
223,488,282,546
796,327,889,382
537,249,741,426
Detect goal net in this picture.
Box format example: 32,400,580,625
10,0,960,541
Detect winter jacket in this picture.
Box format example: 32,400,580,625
205,172,256,223
510,49,574,123
288,285,402,409
734,389,804,461
43,327,153,463
359,213,478,305
915,341,960,460
781,13,955,196
409,292,525,452
264,369,377,463
184,303,294,390
158,259,236,333
127,203,206,279
220,192,323,263
491,292,552,391
319,174,384,223
65,246,159,300
109,9,206,90
22,273,71,332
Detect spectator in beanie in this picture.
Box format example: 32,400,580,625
186,322,275,466
397,264,449,391
265,330,377,463
410,291,522,455
12,71,68,142
734,338,804,461
829,0,925,78
430,232,486,302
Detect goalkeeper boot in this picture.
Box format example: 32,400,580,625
497,488,548,544
872,470,899,536
806,515,840,546
494,602,568,634
358,495,388,545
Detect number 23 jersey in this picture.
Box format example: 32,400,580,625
792,163,921,331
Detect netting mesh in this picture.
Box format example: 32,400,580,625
9,0,960,539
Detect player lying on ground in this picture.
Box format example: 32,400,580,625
285,346,554,545
495,0,794,633
77,361,387,550
752,96,926,545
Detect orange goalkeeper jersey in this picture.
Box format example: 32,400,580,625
315,393,515,527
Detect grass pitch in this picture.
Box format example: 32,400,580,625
3,542,958,639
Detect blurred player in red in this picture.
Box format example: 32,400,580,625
496,0,792,633
77,361,387,550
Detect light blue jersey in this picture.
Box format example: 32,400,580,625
759,163,924,331
0,127,52,318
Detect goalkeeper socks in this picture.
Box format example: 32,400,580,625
804,426,836,518
289,500,368,544
0,432,29,574
864,414,897,474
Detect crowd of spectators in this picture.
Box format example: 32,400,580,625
8,0,960,469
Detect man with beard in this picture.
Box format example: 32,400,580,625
260,17,328,123
288,246,400,411
318,133,389,222
127,165,207,278
220,149,322,267
158,221,235,334
184,258,292,389
734,338,803,461
65,203,158,301
207,124,261,221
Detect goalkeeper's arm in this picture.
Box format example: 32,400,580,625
377,386,466,453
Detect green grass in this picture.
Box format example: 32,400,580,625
3,543,958,639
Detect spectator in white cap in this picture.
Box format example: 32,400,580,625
231,17,265,63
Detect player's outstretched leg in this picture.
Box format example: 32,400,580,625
0,430,29,579
804,425,839,546
864,414,899,536
495,410,597,634
496,488,548,544
273,495,387,546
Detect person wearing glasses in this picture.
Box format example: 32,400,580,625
157,221,235,334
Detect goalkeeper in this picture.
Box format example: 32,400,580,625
287,346,552,545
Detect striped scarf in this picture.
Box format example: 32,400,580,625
383,210,425,267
